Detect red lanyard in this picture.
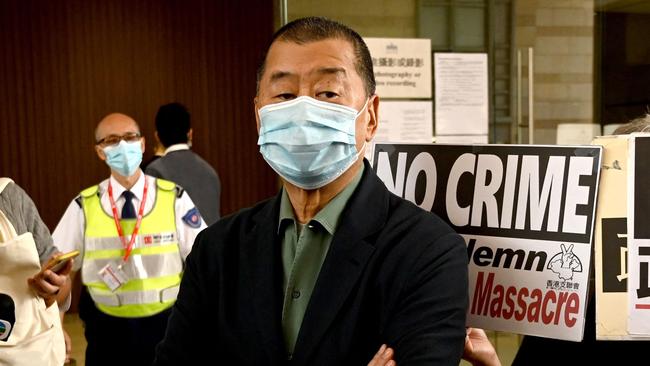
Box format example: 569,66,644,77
107,178,148,262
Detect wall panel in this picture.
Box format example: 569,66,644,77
0,0,277,229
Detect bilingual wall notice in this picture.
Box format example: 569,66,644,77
364,38,432,99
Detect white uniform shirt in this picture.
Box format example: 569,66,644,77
163,143,190,155
53,173,207,271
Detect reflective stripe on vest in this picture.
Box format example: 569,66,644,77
80,178,182,318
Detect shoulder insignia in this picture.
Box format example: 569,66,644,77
182,207,202,228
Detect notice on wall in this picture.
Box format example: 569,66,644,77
434,53,488,136
627,136,650,335
373,143,602,341
374,101,433,144
366,101,433,164
364,38,432,99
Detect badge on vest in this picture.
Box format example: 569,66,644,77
143,233,176,245
98,262,129,292
182,207,202,228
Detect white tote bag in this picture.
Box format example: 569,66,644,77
0,178,65,366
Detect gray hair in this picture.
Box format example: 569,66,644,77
612,114,650,135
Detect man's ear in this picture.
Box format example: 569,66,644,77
140,136,146,152
254,97,261,134
187,128,193,142
95,145,106,162
365,94,379,141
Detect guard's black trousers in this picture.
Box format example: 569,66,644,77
79,287,172,366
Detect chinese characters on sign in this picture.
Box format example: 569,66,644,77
364,38,431,99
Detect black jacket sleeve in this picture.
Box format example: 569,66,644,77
387,232,468,365
153,229,213,364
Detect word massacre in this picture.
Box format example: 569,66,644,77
466,238,580,327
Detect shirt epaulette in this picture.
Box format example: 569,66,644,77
175,186,184,198
74,195,83,208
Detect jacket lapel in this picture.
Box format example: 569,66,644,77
245,195,286,363
292,161,389,364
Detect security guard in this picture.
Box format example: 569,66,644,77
53,113,206,366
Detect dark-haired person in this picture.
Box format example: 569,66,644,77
145,102,221,225
141,138,164,170
154,17,468,366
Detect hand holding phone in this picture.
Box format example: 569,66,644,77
45,250,80,273
28,250,78,307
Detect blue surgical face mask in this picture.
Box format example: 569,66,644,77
102,140,143,177
257,96,368,190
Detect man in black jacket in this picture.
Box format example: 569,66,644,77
154,17,468,366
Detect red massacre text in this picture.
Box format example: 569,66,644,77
471,271,580,327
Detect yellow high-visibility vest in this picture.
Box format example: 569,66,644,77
80,178,182,318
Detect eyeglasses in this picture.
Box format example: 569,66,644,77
96,132,141,146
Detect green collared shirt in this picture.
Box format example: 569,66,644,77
278,165,364,355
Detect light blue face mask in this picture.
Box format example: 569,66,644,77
102,140,143,177
257,96,368,190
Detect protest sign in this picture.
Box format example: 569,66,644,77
373,143,601,340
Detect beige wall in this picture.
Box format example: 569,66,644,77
287,0,417,37
516,0,595,144
287,0,596,145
